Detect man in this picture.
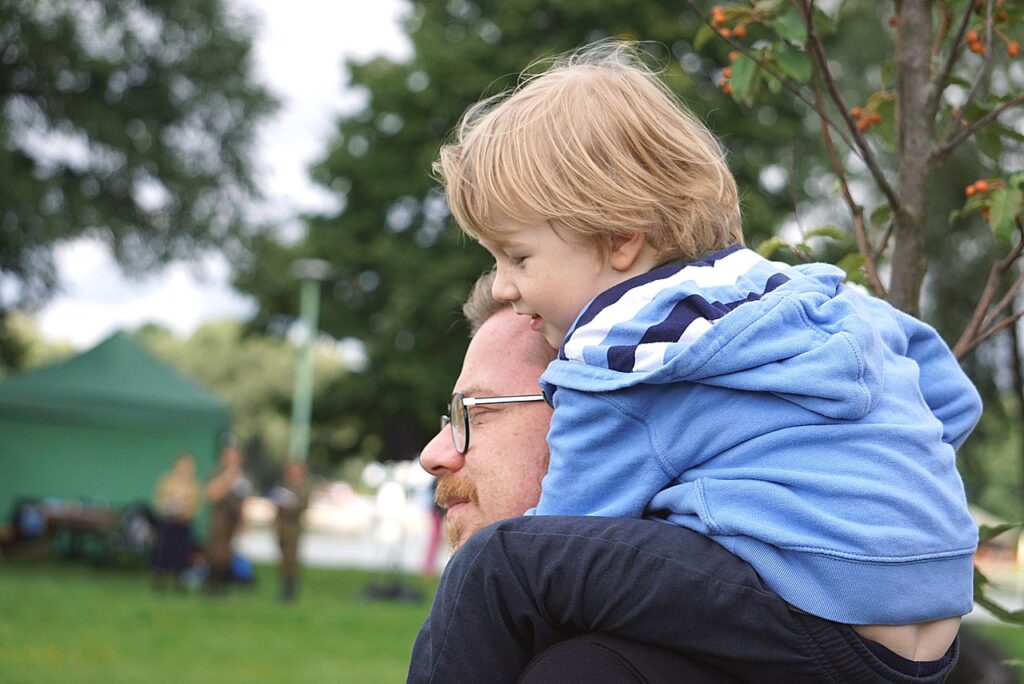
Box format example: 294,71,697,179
413,274,743,683
272,459,312,602
420,273,554,550
205,445,252,595
410,273,960,683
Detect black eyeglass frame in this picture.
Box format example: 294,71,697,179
441,392,546,454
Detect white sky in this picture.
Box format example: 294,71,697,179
36,0,411,349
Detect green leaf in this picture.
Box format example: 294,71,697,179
804,225,846,241
993,188,1023,245
836,253,867,285
975,124,1003,162
995,122,1024,143
755,236,787,258
975,592,1024,624
775,45,811,83
870,203,892,228
879,61,897,86
812,6,836,34
768,8,807,43
872,97,897,153
978,522,1023,544
729,54,758,105
694,24,717,52
1009,172,1024,190
752,0,787,15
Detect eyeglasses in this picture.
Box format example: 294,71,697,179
441,392,546,454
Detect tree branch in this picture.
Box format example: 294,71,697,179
927,0,976,120
809,68,886,297
953,221,1024,359
683,0,857,153
981,266,1024,328
936,94,1024,161
962,309,1024,358
801,0,902,213
942,0,996,147
871,219,894,262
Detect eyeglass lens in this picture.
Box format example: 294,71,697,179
450,394,468,454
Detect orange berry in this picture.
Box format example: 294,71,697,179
869,112,882,124
728,50,741,62
966,30,979,43
856,118,871,132
722,82,733,95
966,185,977,197
975,179,989,193
969,42,986,55
1009,41,1020,57
733,24,747,39
722,66,732,78
720,27,732,38
996,9,1008,22
888,15,898,27
850,106,863,119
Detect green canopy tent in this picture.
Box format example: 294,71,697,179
0,331,230,520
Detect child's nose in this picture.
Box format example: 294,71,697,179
491,269,519,302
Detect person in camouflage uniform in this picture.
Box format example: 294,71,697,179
204,446,252,595
272,459,312,602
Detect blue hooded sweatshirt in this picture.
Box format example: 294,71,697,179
534,245,981,625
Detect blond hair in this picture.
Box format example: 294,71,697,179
435,42,743,262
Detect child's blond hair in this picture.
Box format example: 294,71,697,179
435,42,743,262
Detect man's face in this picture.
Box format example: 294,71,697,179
419,308,554,548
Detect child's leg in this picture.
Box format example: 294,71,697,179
408,516,823,684
407,516,959,684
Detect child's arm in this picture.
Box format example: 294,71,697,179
898,310,983,449
532,387,672,517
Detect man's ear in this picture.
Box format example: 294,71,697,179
608,232,649,272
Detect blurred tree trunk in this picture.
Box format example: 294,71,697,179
891,0,934,317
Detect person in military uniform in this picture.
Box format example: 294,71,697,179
271,459,312,602
204,445,252,595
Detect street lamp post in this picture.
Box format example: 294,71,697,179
288,259,332,462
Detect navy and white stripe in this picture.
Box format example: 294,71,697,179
560,246,791,373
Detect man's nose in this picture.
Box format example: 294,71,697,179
491,267,518,302
419,424,464,476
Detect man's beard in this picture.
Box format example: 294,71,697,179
434,476,478,548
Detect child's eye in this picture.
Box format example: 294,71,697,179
506,255,526,267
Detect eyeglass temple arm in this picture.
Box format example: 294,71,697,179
462,394,545,407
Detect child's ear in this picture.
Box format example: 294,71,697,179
608,232,649,272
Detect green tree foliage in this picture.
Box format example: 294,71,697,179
235,0,822,464
135,321,355,487
0,0,275,364
0,311,73,378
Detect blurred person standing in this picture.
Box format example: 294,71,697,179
271,459,312,602
205,445,252,595
151,453,201,591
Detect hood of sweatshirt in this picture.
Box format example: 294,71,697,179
542,245,884,421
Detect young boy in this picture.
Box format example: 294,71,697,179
419,42,979,681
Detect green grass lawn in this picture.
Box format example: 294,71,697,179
0,558,438,684
2,557,1022,683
